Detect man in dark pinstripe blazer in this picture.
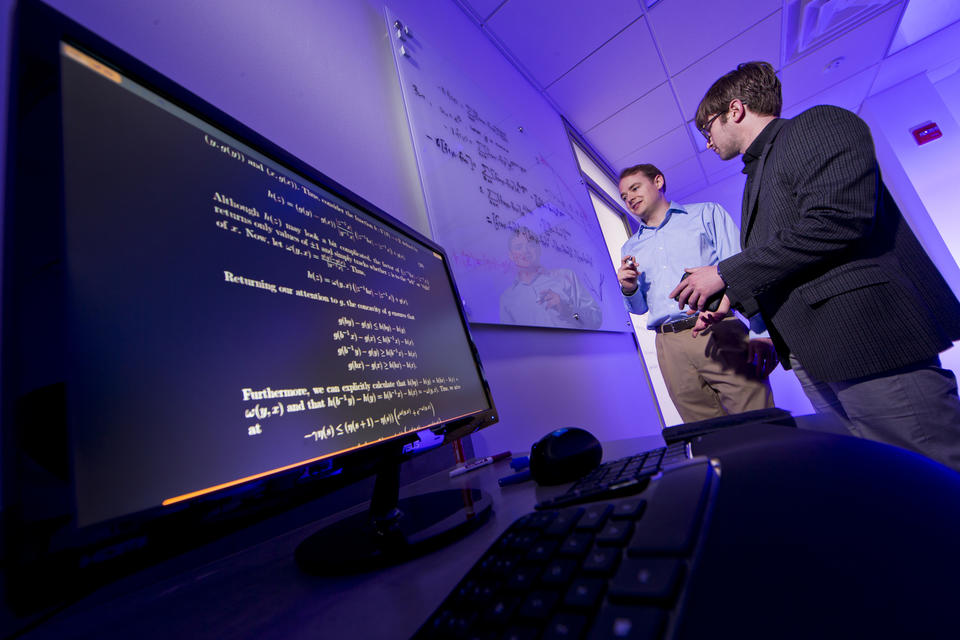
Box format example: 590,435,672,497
670,61,960,471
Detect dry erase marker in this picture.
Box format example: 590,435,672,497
449,451,511,478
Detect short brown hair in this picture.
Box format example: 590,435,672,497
618,163,665,194
695,61,781,130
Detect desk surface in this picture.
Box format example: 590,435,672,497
12,435,666,640
11,424,960,639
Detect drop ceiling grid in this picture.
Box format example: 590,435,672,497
645,0,783,74
545,16,667,133
456,0,957,196
482,0,642,86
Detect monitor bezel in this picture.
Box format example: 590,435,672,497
1,0,498,612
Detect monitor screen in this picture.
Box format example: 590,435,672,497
3,0,497,610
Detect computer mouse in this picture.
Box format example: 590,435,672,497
529,427,603,485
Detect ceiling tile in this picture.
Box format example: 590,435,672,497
647,0,781,74
460,0,508,22
661,155,707,200
687,119,709,152
584,82,683,162
887,0,960,54
699,146,745,180
613,126,696,173
782,65,878,118
671,11,782,120
780,5,903,109
546,17,666,132
871,17,960,95
680,170,748,226
484,0,641,86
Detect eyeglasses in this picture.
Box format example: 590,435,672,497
699,112,723,142
699,101,748,142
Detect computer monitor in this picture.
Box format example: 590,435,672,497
2,0,498,613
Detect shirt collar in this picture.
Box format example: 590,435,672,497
513,266,546,285
637,201,687,232
742,118,781,175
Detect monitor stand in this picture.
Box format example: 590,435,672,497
294,447,493,575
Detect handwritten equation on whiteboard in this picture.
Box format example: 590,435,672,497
386,9,628,332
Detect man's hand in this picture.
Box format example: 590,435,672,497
690,295,730,337
538,289,570,315
617,256,639,294
747,338,778,378
669,265,725,311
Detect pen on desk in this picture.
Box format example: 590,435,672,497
449,451,511,478
498,469,532,486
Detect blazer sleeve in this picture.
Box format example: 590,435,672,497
719,106,880,304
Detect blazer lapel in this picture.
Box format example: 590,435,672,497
741,119,786,243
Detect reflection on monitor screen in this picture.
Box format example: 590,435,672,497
3,0,498,613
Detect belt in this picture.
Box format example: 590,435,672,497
656,315,699,334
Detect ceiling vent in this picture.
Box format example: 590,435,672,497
783,0,900,63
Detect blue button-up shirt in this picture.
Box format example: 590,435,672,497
621,201,767,337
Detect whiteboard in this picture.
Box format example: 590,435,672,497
386,9,629,333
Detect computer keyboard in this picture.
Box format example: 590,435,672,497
536,441,693,510
413,457,717,640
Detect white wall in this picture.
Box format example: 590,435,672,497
860,70,960,380
938,66,960,125
0,0,662,467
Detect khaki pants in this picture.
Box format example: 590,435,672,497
655,318,774,423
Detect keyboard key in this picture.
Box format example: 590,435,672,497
427,608,478,636
457,578,499,604
502,626,541,640
526,512,557,530
517,590,560,620
595,520,634,546
545,508,583,536
482,554,518,577
589,605,666,639
576,504,613,531
540,558,578,586
611,498,646,520
564,577,606,609
608,557,684,602
580,547,620,575
507,566,541,591
558,532,594,557
640,453,662,475
484,594,520,627
543,612,589,640
526,539,560,563
506,531,540,552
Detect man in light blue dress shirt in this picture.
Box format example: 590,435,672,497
617,164,776,422
499,227,602,329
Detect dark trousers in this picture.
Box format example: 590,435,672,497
790,354,960,472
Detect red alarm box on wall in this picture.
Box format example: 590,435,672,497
911,122,942,145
